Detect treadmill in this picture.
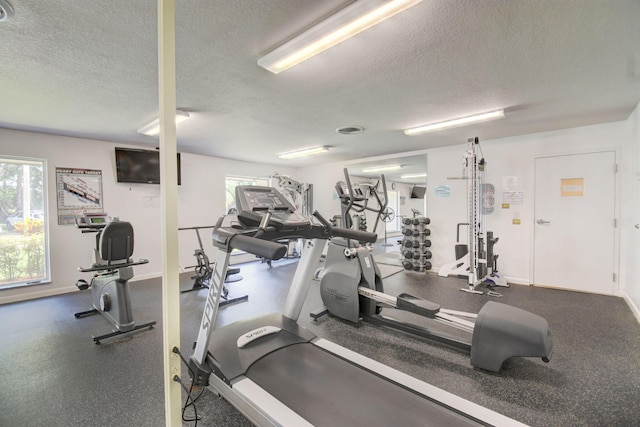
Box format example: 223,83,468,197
188,185,527,427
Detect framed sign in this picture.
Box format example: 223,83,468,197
56,167,103,225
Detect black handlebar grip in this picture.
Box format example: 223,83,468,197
331,227,377,243
230,235,288,260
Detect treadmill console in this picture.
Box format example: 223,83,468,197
235,186,310,228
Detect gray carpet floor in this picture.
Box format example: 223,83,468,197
1,253,639,427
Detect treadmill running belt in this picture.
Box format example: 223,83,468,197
246,342,484,427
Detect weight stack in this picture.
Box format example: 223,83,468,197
401,217,432,272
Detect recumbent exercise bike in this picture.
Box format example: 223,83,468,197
74,213,155,344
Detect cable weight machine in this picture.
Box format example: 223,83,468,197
439,137,508,295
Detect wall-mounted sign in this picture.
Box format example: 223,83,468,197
561,177,584,197
56,167,103,225
434,185,451,198
503,191,524,205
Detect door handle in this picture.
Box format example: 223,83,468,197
635,224,640,229
536,219,551,225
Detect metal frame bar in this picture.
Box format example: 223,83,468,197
192,249,231,365
314,338,528,427
282,239,326,320
357,287,476,333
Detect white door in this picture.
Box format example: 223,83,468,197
533,151,616,294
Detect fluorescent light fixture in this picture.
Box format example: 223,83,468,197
137,110,190,136
362,165,403,173
258,0,423,74
278,145,330,159
404,110,505,136
400,173,427,179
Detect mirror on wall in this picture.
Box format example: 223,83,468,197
344,154,427,235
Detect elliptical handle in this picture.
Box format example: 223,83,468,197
312,210,377,242
313,210,332,229
229,234,288,260
342,168,356,213
379,174,389,210
332,226,378,243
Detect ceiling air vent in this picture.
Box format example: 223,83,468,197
0,0,14,21
336,126,364,135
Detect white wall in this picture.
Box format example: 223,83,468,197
427,122,626,286
400,183,427,219
297,156,429,238
298,162,348,225
3,113,637,307
621,103,640,318
301,121,630,291
0,128,294,304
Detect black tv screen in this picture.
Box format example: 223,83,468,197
410,185,426,199
115,147,181,185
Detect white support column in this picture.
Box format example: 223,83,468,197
157,1,182,426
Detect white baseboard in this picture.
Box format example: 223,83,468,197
623,293,640,324
0,271,163,305
503,276,530,286
433,267,530,286
0,285,77,305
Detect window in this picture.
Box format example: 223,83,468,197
0,157,49,288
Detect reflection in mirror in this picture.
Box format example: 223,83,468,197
344,154,427,236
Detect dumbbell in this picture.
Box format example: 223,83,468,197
402,239,431,248
403,217,430,226
401,228,431,237
402,260,432,271
402,249,432,260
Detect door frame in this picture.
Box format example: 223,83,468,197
530,148,621,295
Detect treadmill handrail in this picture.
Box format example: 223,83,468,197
231,234,287,261
312,211,377,243
211,212,376,252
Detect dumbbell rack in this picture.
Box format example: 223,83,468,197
401,217,432,272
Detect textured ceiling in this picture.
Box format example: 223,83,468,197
0,0,639,176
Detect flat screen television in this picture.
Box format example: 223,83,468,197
115,147,181,185
410,185,426,199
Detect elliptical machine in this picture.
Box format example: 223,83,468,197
314,170,552,372
74,213,155,344
335,168,388,232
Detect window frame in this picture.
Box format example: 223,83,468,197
0,156,50,289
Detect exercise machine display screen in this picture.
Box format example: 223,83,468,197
76,213,111,229
243,189,289,211
235,186,309,228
